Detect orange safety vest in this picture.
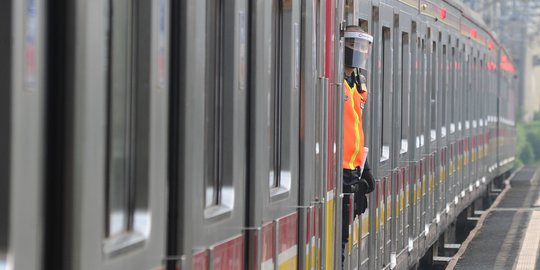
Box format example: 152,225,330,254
343,77,368,170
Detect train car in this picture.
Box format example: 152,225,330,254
0,0,517,270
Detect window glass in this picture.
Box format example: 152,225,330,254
380,27,391,162
107,0,135,238
418,38,426,147
270,0,284,188
441,45,447,137
411,33,419,148
400,33,410,153
204,0,225,208
472,57,477,126
204,0,240,213
430,41,437,141
105,0,150,251
269,0,296,194
450,47,455,132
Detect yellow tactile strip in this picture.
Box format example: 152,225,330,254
514,211,540,270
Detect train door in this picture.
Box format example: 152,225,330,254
470,49,478,195
1,0,46,269
248,1,303,269
391,9,412,267
298,1,320,269
423,24,439,242
416,20,429,255
43,0,170,269
313,0,328,269
464,43,473,197
169,0,249,269
408,18,424,261
355,3,374,269
433,28,448,228
370,2,394,268
448,35,458,216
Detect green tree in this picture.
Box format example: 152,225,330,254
527,131,540,159
520,142,535,164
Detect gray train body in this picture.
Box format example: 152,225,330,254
0,0,516,269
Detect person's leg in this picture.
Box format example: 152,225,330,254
341,199,350,269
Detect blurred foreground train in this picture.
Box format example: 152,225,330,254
0,0,516,269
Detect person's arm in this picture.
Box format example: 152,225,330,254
361,160,375,193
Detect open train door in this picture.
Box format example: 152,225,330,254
247,0,304,269
44,0,169,269
168,0,249,269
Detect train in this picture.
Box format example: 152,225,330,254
0,0,516,269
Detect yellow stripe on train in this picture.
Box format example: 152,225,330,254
325,197,334,270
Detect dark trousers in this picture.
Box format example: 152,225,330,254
341,168,369,269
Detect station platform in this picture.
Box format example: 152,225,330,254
449,165,540,270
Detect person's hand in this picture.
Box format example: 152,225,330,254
361,168,375,193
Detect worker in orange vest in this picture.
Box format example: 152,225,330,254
341,25,375,268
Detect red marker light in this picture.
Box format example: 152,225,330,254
439,8,447,19
470,29,478,38
488,41,495,50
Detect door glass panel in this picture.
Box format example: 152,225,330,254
204,0,225,208
203,0,240,215
105,0,150,255
401,32,410,153
380,27,391,162
270,0,297,196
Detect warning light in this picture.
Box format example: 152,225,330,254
470,29,478,38
439,8,447,19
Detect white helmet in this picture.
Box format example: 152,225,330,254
344,26,373,71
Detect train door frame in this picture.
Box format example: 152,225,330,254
415,19,430,257
423,22,439,249
333,0,346,268
297,1,321,269
446,32,460,222
248,0,303,269
391,7,413,268
370,2,394,268
459,38,466,205
172,0,249,269
354,3,375,269
313,0,328,268
407,17,423,265
43,0,170,269
463,39,473,204
1,0,46,269
437,28,450,229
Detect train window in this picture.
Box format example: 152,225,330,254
418,38,426,148
204,0,225,208
430,41,437,142
450,46,456,134
204,0,238,213
380,27,392,162
441,45,447,138
270,0,283,188
472,56,477,128
269,0,297,195
105,0,150,253
459,45,466,131
401,32,410,154
411,33,419,149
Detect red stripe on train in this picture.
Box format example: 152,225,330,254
262,222,275,262
279,212,299,252
212,235,244,270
